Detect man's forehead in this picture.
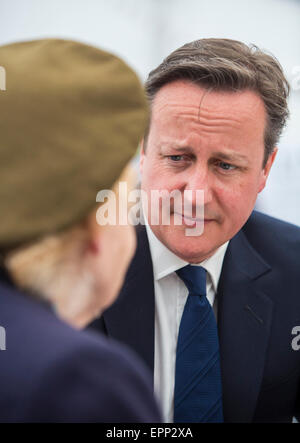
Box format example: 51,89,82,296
151,80,266,124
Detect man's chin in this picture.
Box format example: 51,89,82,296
171,245,218,263
153,225,219,263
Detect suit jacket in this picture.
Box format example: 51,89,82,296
0,267,161,423
90,211,300,423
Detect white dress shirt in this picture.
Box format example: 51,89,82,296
145,224,229,423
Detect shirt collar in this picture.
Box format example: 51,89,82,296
146,224,228,293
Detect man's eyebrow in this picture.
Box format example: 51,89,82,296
159,145,249,162
212,151,249,162
160,145,194,153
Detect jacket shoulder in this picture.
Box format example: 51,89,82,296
0,282,160,422
241,210,300,268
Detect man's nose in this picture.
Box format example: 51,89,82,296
184,166,213,205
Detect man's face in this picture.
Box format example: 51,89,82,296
140,80,277,263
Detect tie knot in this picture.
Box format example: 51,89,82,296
176,265,207,296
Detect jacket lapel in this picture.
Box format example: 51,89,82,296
103,223,274,421
102,225,155,376
217,229,273,422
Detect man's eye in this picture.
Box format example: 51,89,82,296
168,155,184,162
218,161,236,171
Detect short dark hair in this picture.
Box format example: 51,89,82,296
145,38,290,166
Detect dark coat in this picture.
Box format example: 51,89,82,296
90,211,300,422
0,267,161,423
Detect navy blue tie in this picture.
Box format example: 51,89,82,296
174,265,223,423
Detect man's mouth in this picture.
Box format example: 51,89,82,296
173,212,213,226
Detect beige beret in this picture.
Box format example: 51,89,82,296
0,39,147,249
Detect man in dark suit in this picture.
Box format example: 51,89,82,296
0,39,161,422
90,39,300,422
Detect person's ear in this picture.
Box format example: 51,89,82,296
86,211,102,256
140,138,145,175
87,236,101,254
258,148,277,193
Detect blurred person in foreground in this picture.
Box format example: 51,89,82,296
0,38,161,423
91,39,300,423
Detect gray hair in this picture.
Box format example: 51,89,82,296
145,38,290,166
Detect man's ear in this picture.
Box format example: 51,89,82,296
258,148,278,193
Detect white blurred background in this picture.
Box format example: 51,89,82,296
1,0,299,225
